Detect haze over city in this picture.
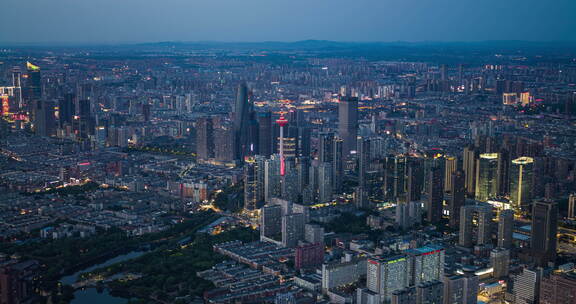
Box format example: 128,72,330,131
1,0,576,43
1,1,576,304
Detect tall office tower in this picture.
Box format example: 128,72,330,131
58,93,74,128
396,202,411,230
426,167,443,223
338,95,358,157
391,287,415,304
367,256,409,302
385,155,407,200
196,117,214,160
282,213,305,248
458,64,464,83
514,268,543,304
490,248,510,279
416,280,444,304
261,204,282,239
25,62,42,111
444,156,457,192
498,209,515,249
475,153,499,202
264,155,282,202
569,193,576,220
214,126,235,162
297,157,310,193
407,245,445,286
448,170,466,228
531,200,558,266
318,162,333,203
11,67,23,109
462,146,477,197
540,273,576,304
318,132,334,163
332,137,344,193
459,204,493,247
233,82,251,161
510,157,534,211
77,99,92,139
244,156,265,210
257,112,273,157
281,160,300,203
442,272,478,304
297,127,311,158
304,224,324,246
358,137,371,193
407,158,424,203
276,115,289,176
498,149,510,196
34,99,55,137
440,64,447,81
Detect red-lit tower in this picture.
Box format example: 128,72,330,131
276,114,288,176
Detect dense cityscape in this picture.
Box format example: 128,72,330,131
0,39,576,304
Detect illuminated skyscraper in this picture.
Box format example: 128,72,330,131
444,156,457,192
25,62,42,109
490,248,510,279
510,157,534,211
568,193,576,220
462,146,477,197
475,153,499,202
338,96,358,157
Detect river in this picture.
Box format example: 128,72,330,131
60,251,146,304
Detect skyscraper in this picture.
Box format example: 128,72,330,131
358,136,371,195
338,96,358,157
540,272,576,304
264,155,282,202
196,117,214,160
531,200,558,266
475,153,499,202
367,256,409,302
426,167,443,223
448,170,466,228
462,146,477,197
318,162,333,203
233,83,254,161
406,245,445,286
257,111,273,157
490,248,510,279
444,156,457,192
416,280,444,304
459,204,493,248
510,157,534,211
569,193,576,220
514,267,543,304
443,272,478,304
498,209,514,249
25,62,42,112
407,158,424,203
244,156,265,210
261,204,282,240
332,137,344,193
282,213,305,248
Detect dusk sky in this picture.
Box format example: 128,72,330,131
1,0,575,43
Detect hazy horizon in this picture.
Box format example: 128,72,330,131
1,0,575,44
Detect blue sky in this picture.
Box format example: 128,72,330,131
1,0,575,43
